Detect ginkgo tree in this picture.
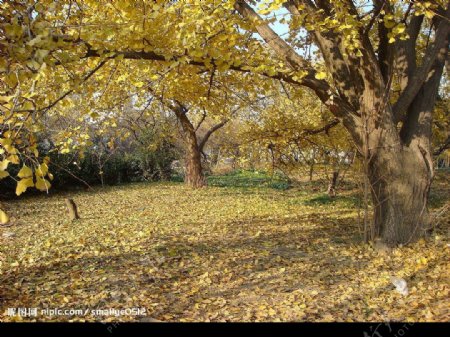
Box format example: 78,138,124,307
1,0,449,246
144,69,263,187
237,82,352,187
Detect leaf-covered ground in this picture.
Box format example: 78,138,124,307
0,172,449,322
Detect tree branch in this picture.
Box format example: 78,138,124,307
302,119,340,135
195,108,207,132
285,0,362,108
393,6,450,120
198,119,229,152
233,0,348,114
396,14,424,93
434,135,450,156
375,0,394,84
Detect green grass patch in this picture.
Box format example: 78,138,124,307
207,169,291,190
302,194,360,207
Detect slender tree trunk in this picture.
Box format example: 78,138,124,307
327,170,339,197
308,163,314,182
169,102,206,188
308,149,316,182
210,147,220,167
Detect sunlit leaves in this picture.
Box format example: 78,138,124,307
0,208,9,225
36,163,49,178
16,177,34,196
314,72,327,80
0,0,447,198
35,177,51,192
0,159,10,179
257,0,285,15
17,165,33,179
16,164,35,195
413,1,440,20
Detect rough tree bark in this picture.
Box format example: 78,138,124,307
368,146,432,245
366,34,445,245
184,125,206,188
234,0,450,246
169,102,205,188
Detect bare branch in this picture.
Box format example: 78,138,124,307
434,135,450,156
198,119,229,152
302,119,340,135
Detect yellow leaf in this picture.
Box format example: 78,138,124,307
0,159,9,171
134,81,145,88
35,49,49,60
22,101,34,111
18,165,33,178
384,20,396,29
16,177,34,196
0,95,13,103
7,155,20,164
393,24,406,34
417,257,428,265
315,71,327,80
0,209,9,225
0,138,12,147
425,10,434,19
35,177,51,191
0,170,9,179
36,163,48,177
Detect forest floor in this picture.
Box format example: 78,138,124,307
0,170,449,322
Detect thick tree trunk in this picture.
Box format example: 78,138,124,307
169,102,206,188
368,144,433,246
365,26,445,246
